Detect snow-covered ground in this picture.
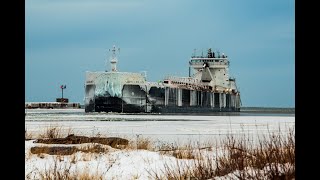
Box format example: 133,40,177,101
26,140,200,179
25,109,295,179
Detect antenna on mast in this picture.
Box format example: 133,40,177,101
216,48,220,58
193,49,197,57
107,45,120,72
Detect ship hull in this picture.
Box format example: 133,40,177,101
86,100,240,113
85,85,241,113
94,97,147,113
152,106,240,113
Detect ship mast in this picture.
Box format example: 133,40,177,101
108,45,120,72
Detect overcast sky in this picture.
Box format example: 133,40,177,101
25,0,295,107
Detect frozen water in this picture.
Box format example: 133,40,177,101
25,109,295,144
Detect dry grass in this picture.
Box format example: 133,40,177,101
25,149,33,160
158,142,197,159
148,127,295,179
27,125,75,140
30,144,110,155
66,127,74,136
38,125,63,139
26,156,104,180
25,129,34,140
31,146,76,155
79,144,110,153
127,135,154,150
213,128,295,179
77,170,103,180
137,136,153,150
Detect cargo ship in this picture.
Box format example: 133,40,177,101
84,45,241,113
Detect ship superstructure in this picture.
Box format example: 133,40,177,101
84,46,241,113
